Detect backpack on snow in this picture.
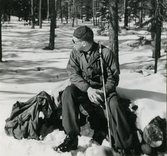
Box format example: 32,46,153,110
4,91,59,140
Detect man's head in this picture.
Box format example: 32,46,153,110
73,26,94,42
72,26,94,51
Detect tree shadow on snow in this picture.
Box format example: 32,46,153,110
120,53,166,71
0,66,68,84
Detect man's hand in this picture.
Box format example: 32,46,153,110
87,87,104,105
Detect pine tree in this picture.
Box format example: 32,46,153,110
43,0,56,50
31,0,35,29
108,0,120,73
39,0,42,28
0,1,3,62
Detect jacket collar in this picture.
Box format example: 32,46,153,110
80,42,100,68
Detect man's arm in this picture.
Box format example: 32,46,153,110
66,49,90,92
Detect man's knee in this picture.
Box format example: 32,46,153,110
62,85,81,101
62,85,77,96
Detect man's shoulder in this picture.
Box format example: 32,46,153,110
102,45,113,57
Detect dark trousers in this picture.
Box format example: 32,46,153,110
61,84,134,149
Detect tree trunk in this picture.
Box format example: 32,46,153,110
108,0,120,73
60,0,63,23
95,0,97,26
47,0,50,21
0,5,2,61
66,2,68,24
92,0,95,26
154,0,162,73
39,0,42,28
8,0,11,22
124,0,128,28
31,0,35,29
49,0,56,50
139,0,143,26
72,0,75,27
0,0,4,61
55,0,58,28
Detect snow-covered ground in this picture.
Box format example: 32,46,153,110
0,17,166,156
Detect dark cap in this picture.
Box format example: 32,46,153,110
73,26,94,42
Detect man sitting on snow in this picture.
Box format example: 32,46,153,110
53,25,140,155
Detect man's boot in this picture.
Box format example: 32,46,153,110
53,134,78,152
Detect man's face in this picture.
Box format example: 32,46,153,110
72,36,83,51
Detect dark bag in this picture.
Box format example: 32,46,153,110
4,91,57,140
143,116,166,151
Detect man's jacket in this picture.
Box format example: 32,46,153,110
67,42,119,96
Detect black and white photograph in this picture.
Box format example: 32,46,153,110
0,0,166,156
